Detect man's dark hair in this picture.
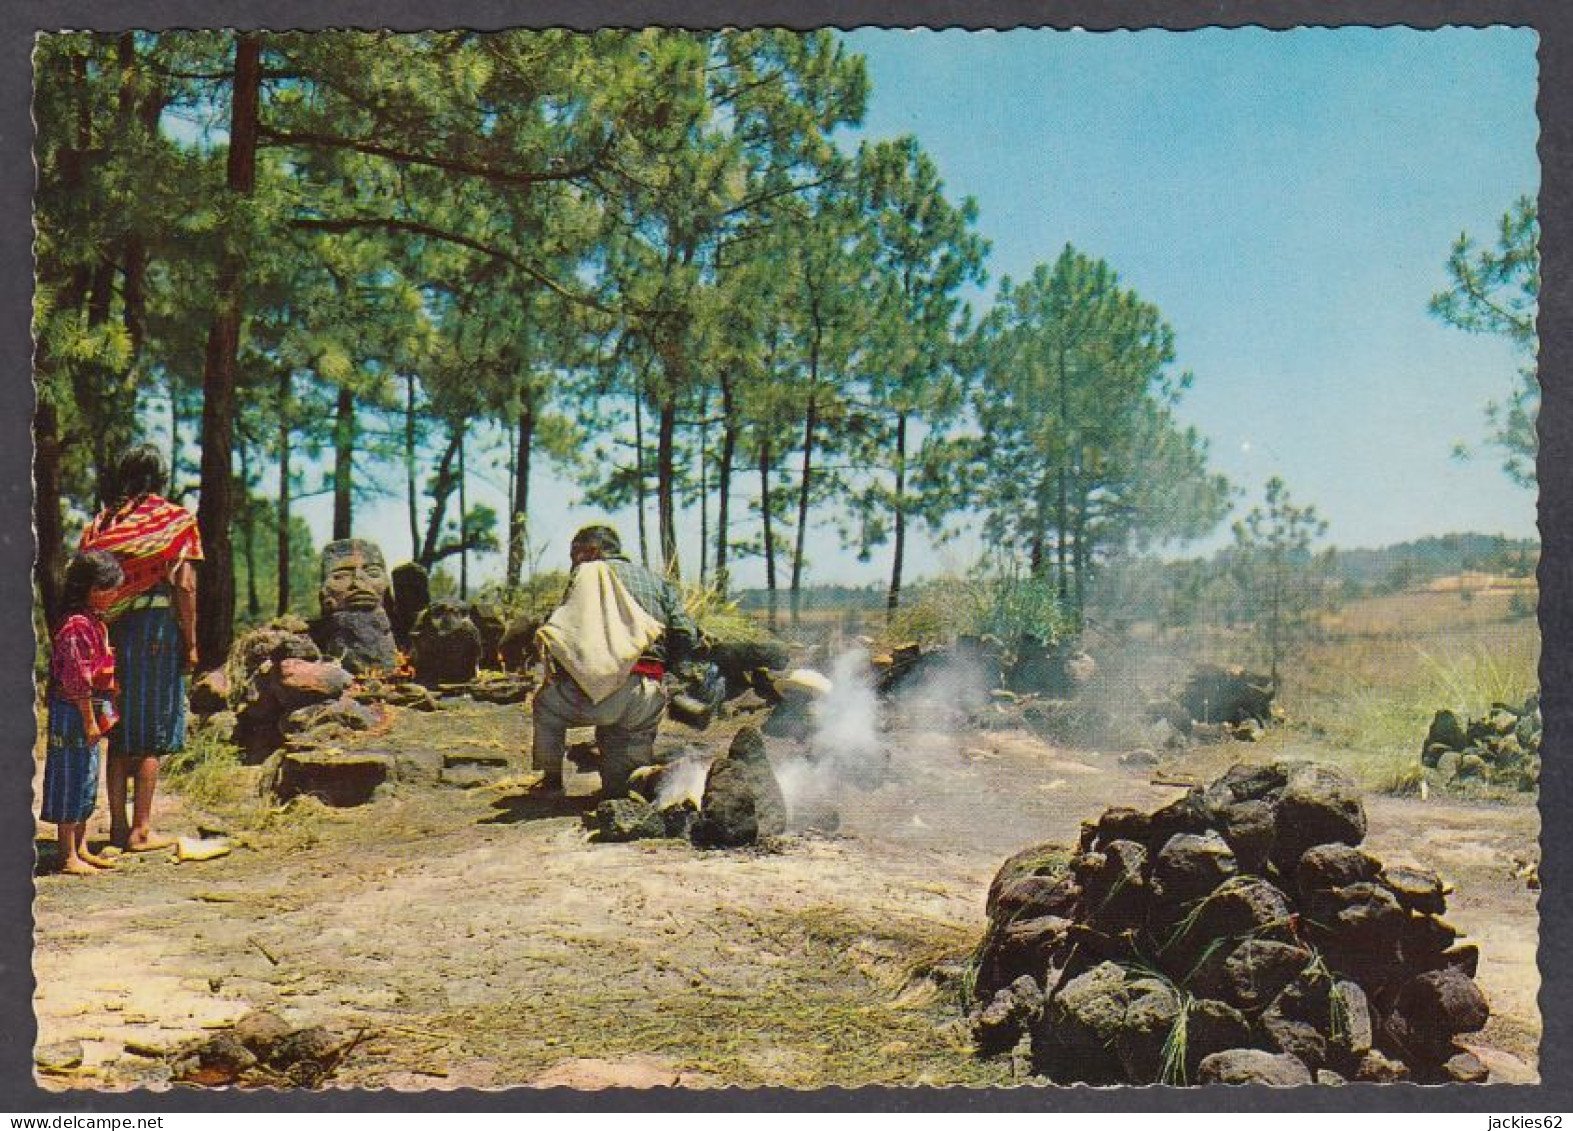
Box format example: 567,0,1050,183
112,443,168,505
61,550,124,616
571,525,622,558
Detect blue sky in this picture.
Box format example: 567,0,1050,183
296,26,1541,587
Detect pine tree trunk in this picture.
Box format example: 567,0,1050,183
238,442,260,619
507,395,534,593
634,394,649,568
405,373,420,560
759,432,777,633
1072,487,1089,629
1056,343,1071,601
657,396,678,578
419,426,462,570
698,392,708,584
276,369,292,617
887,411,908,619
332,383,354,541
458,429,469,600
195,31,261,670
33,396,64,632
791,391,818,628
714,372,736,595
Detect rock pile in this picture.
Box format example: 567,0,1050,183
1141,663,1277,748
171,1011,362,1088
216,622,376,762
1421,693,1540,792
968,760,1491,1085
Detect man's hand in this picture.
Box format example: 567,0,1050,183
184,643,199,671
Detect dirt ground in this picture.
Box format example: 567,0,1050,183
30,696,1541,1091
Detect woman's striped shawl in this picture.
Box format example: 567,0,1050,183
79,494,204,621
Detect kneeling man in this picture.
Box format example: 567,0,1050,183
530,525,698,798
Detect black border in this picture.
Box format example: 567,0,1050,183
3,0,1567,1113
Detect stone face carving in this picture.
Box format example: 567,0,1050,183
410,599,482,687
311,539,398,674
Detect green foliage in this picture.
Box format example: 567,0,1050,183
970,244,1230,626
1429,195,1539,487
887,564,1064,646
1228,476,1334,686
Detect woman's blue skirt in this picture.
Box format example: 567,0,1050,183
108,607,188,757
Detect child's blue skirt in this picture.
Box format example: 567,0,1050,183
41,697,101,824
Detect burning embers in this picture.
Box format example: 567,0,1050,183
968,761,1491,1085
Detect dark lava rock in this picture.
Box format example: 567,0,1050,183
1271,762,1367,869
468,601,506,669
282,694,381,736
410,600,482,688
189,668,231,715
272,750,391,807
1181,877,1294,958
1353,1049,1410,1083
1150,831,1237,904
974,915,1072,1002
177,1031,258,1086
1296,843,1382,897
1386,967,1490,1061
1204,761,1292,807
1213,799,1277,874
269,1026,340,1070
1183,999,1254,1079
691,726,787,848
497,615,543,672
1382,865,1448,915
1093,806,1153,847
389,561,430,649
233,1010,293,1059
1032,960,1131,1084
1074,839,1148,930
987,844,1070,917
1144,789,1213,852
993,872,1082,924
1179,664,1275,727
971,974,1045,1056
1192,939,1311,1010
1332,979,1374,1058
660,799,699,840
760,696,813,741
1402,913,1459,963
586,797,667,842
1113,976,1183,1082
1422,709,1468,762
1312,882,1407,976
1196,1048,1312,1087
1316,1069,1347,1085
1442,1048,1490,1083
312,607,399,675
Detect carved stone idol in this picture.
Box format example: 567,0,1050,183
311,538,399,674
410,599,482,688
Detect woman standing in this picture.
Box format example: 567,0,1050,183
79,445,202,852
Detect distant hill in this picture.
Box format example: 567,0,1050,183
1331,534,1538,592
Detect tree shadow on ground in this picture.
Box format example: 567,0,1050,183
481,790,598,825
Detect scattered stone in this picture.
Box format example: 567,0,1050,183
173,1031,257,1086
970,974,1044,1056
233,1010,293,1059
1196,1048,1312,1087
190,668,231,715
585,797,667,843
34,1040,83,1073
272,750,392,807
1353,1048,1410,1083
1442,1048,1489,1084
1119,748,1160,768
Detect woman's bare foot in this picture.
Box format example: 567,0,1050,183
60,858,98,877
79,850,117,869
124,833,176,853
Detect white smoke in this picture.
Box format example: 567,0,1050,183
653,749,713,808
810,649,884,775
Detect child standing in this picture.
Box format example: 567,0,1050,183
43,550,125,876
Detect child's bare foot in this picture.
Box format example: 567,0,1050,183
60,858,98,877
79,850,117,869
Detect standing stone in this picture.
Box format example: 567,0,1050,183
410,600,482,687
690,726,787,848
389,561,431,649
